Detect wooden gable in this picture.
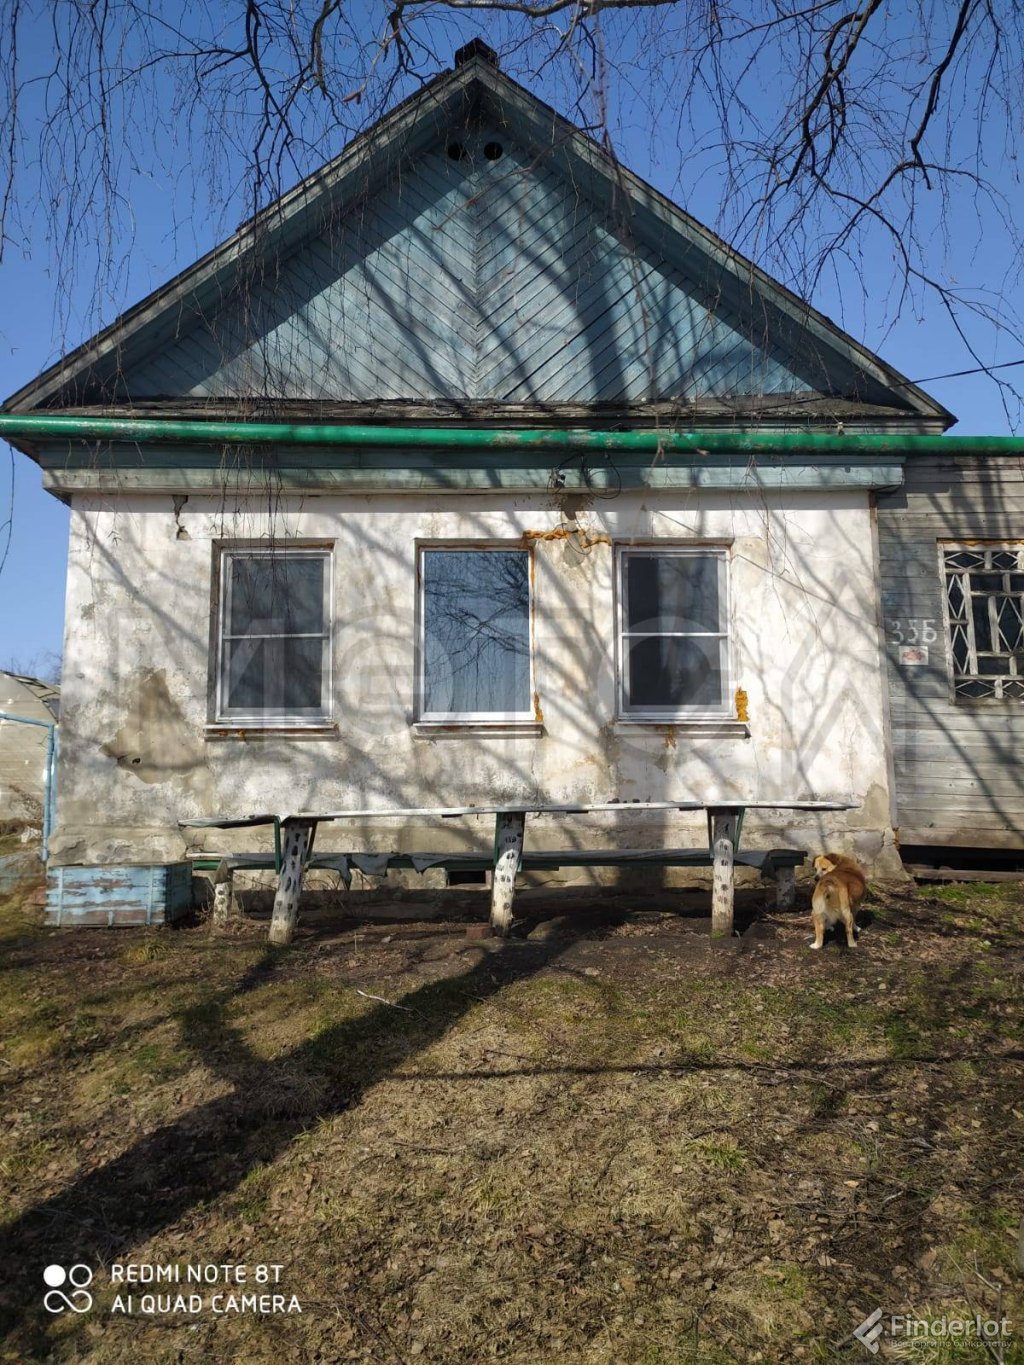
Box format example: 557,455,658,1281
122,130,830,406
6,48,950,427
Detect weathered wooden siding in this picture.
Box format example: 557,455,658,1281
876,454,1024,847
8,50,948,424
123,127,826,404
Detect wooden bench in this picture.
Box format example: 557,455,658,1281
183,799,853,943
193,846,805,924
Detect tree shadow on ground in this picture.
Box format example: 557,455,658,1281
0,926,580,1349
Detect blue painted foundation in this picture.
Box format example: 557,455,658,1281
45,864,193,928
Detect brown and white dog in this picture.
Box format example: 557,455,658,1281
810,853,866,949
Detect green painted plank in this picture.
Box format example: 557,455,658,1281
41,460,904,493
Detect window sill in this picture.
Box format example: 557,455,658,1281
612,718,751,738
205,723,340,741
412,721,546,739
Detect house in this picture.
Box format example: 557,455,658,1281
6,39,1008,924
0,671,59,826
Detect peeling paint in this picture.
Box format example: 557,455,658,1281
522,525,611,549
949,537,1015,546
100,669,208,787
54,493,896,872
172,495,191,540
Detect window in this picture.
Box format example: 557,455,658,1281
216,549,332,725
943,544,1024,701
418,547,532,721
618,547,730,716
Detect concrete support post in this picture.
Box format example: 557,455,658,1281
709,808,739,938
269,820,315,946
774,865,796,911
489,811,525,938
212,861,236,926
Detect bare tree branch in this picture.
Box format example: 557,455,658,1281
0,0,1021,417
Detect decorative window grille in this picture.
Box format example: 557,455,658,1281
942,545,1024,700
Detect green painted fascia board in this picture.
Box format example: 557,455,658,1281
29,440,908,469
41,462,906,494
28,434,907,491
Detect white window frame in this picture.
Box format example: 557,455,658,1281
939,541,1024,704
615,544,732,720
416,542,535,723
215,546,333,727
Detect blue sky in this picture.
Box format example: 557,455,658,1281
1,8,1020,673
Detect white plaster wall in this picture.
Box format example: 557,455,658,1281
52,488,896,868
0,674,54,822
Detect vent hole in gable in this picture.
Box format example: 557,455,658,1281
446,141,467,161
484,141,503,161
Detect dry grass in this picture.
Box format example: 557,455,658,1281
0,874,1022,1363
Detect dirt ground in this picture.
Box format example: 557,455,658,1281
0,867,1022,1363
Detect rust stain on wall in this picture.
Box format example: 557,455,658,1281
522,526,611,549
734,688,750,723
951,538,1018,546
